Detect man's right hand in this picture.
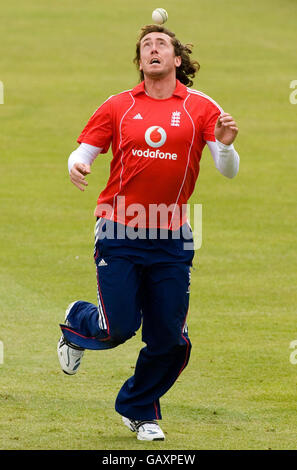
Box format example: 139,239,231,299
70,163,91,191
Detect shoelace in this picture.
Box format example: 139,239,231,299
60,337,84,351
131,420,159,431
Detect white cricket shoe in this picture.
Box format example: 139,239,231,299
57,302,85,375
57,336,84,375
122,416,165,441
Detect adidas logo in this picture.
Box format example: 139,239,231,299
98,259,108,266
133,113,143,120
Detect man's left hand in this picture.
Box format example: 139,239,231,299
215,113,239,145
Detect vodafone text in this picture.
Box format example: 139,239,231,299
132,148,178,160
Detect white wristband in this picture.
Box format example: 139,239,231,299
215,139,235,152
68,143,102,173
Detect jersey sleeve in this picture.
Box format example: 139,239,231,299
202,101,222,142
77,97,113,153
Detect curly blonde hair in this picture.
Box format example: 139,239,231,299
134,25,200,87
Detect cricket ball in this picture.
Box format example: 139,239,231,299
152,8,168,25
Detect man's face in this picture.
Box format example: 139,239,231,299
139,32,181,79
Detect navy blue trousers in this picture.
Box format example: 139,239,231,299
60,219,194,421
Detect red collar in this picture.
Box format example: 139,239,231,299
131,79,188,99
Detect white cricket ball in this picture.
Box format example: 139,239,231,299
152,8,168,25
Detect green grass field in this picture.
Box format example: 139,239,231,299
0,0,296,450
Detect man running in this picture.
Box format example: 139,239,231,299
57,24,239,441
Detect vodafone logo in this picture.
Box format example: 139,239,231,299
145,126,167,148
132,125,176,160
